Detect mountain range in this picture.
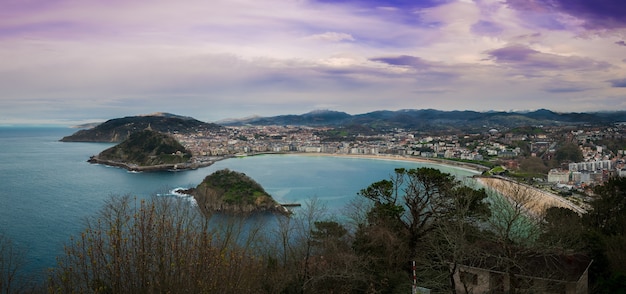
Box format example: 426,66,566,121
60,109,626,143
219,109,626,132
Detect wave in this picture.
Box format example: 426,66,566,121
157,187,198,206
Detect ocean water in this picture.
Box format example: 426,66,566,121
0,127,478,280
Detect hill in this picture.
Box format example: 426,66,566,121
220,109,626,132
61,113,222,142
188,169,287,215
88,129,202,171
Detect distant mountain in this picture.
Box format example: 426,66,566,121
219,110,352,126
220,109,626,131
61,113,222,142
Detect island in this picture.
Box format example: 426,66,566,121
87,129,213,172
178,169,289,215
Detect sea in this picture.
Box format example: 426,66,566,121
0,126,479,282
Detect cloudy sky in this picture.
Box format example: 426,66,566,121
1,0,625,125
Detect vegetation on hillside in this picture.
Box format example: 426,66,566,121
60,113,222,142
192,169,282,215
197,169,273,205
97,129,191,166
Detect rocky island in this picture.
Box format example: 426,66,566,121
88,129,211,172
180,169,289,215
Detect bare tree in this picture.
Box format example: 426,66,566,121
0,232,30,294
48,195,267,293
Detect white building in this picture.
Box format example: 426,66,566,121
548,169,570,184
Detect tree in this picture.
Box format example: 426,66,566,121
581,177,626,292
479,178,589,293
306,221,368,293
423,185,492,292
518,156,549,175
48,195,266,293
357,168,488,259
354,167,490,293
539,207,584,250
1,233,31,293
554,142,583,163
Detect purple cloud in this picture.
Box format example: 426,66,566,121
616,41,626,47
486,44,537,62
485,44,610,71
543,82,591,93
370,55,431,69
609,78,626,87
314,0,451,10
471,20,503,36
506,0,626,30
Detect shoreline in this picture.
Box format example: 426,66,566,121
271,152,489,174
475,176,586,216
249,152,586,216
89,151,582,217
87,156,216,172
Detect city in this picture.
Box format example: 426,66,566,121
173,122,626,200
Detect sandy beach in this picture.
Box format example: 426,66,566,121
295,152,488,173
294,152,586,217
476,176,586,216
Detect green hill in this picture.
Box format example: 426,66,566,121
61,112,222,142
89,129,194,170
191,169,286,215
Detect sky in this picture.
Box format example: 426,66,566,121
1,0,625,125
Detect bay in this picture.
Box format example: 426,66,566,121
0,127,478,281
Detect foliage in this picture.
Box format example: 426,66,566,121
48,195,266,293
197,169,273,205
518,156,549,174
98,129,191,166
61,114,222,142
1,232,34,293
538,177,626,293
354,167,491,291
30,168,626,293
554,142,583,163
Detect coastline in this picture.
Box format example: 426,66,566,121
87,156,215,172
476,176,586,216
89,151,583,217
266,152,586,216
286,152,489,174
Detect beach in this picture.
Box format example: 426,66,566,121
476,176,586,216
295,152,488,173
297,152,586,217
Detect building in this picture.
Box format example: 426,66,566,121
568,160,612,172
548,169,570,184
452,254,592,294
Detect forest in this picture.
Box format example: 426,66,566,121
2,167,625,293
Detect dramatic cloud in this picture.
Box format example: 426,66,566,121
0,0,625,125
506,0,626,30
471,20,504,36
485,44,610,71
370,55,432,69
609,78,626,88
